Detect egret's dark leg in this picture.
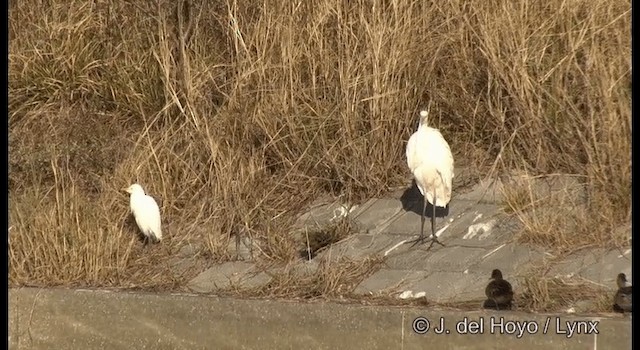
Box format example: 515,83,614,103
427,189,445,249
409,194,429,247
420,193,428,241
431,195,436,238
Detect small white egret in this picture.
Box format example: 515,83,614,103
124,183,162,244
405,106,454,247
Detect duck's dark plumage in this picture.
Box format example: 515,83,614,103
483,269,513,310
613,273,632,313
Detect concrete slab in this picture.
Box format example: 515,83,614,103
509,174,588,206
9,288,632,350
547,252,595,280
456,275,493,302
293,259,321,278
166,256,205,279
187,262,271,293
406,271,487,303
384,200,508,248
384,210,450,236
293,200,357,231
354,269,428,296
467,243,546,277
444,204,509,243
457,177,506,203
167,243,209,278
349,198,377,218
379,238,436,263
576,249,632,286
352,198,403,232
424,246,488,272
456,174,587,206
545,248,633,286
181,181,630,312
269,260,320,279
315,233,399,262
383,245,486,272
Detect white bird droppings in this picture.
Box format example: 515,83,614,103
330,204,357,222
398,290,414,299
414,291,426,298
463,219,497,240
398,290,427,300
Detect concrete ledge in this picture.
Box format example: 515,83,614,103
9,288,631,349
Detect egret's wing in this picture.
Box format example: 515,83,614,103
407,127,455,205
406,131,420,172
137,195,162,240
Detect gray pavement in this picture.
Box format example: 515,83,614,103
9,288,631,350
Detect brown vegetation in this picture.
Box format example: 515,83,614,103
9,0,630,305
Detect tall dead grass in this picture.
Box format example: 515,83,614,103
9,0,630,288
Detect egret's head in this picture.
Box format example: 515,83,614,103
418,110,429,127
124,183,145,195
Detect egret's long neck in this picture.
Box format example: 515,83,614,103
419,117,429,129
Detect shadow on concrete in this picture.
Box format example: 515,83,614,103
400,180,450,218
482,298,513,311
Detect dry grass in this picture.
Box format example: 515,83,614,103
247,257,383,299
501,172,629,253
437,274,615,313
297,216,357,260
9,0,630,303
517,275,613,313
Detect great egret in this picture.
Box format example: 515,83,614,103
483,269,514,310
405,107,454,247
613,273,632,313
124,183,162,244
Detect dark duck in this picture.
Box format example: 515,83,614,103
613,272,632,313
483,269,514,310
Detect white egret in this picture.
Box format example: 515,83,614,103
406,107,454,247
124,183,162,244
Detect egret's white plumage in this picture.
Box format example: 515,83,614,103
125,184,162,244
406,109,454,247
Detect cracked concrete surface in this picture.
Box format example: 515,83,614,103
185,175,631,312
